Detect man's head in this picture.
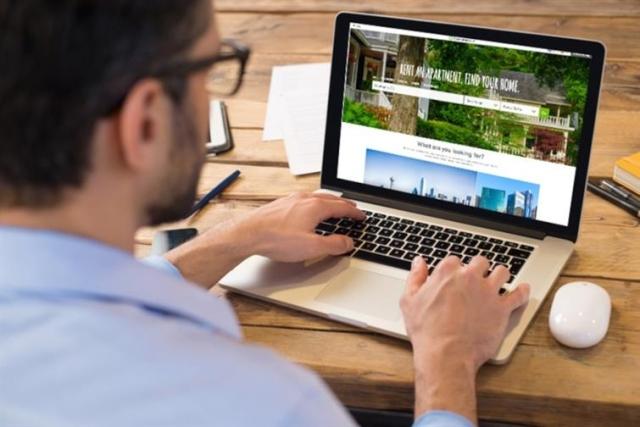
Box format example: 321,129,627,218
0,0,218,227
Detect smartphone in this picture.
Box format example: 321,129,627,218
150,228,198,255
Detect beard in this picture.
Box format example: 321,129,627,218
145,102,205,226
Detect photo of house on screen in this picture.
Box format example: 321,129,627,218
343,27,589,167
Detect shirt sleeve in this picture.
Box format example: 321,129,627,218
413,410,475,427
141,255,183,279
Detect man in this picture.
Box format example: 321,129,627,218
0,1,529,426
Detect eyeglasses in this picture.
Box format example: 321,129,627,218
102,39,251,114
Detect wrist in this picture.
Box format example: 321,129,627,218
412,339,478,423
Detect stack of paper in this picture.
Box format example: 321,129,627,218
263,63,331,175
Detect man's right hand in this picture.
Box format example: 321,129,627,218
400,255,530,423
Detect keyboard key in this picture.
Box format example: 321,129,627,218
390,239,404,248
418,246,433,255
361,210,372,215
352,222,366,230
507,248,531,259
373,212,386,218
520,244,535,252
474,235,488,241
392,231,408,240
458,231,473,238
390,249,405,258
362,242,376,251
362,233,376,242
421,238,436,246
405,235,420,244
489,238,503,244
353,250,410,270
404,243,419,251
406,226,421,234
462,256,473,264
463,239,479,247
316,223,336,233
444,228,458,235
365,217,379,225
420,229,435,238
366,225,380,234
480,251,495,260
415,221,430,228
335,227,349,235
450,244,464,253
400,218,414,225
379,229,393,237
511,257,526,266
387,216,400,222
404,252,418,260
392,223,407,231
449,235,464,244
477,242,493,250
375,245,391,254
433,249,447,258
352,239,363,248
348,230,363,239
430,225,443,231
435,241,450,250
504,241,519,248
510,264,523,275
493,245,508,254
375,236,390,245
434,232,449,240
494,255,510,264
379,220,394,228
464,247,480,256
338,219,354,228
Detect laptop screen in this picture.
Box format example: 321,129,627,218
336,22,593,227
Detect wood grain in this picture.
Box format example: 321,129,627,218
214,0,640,17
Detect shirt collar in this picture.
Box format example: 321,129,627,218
0,226,241,340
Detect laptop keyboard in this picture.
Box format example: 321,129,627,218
314,209,535,284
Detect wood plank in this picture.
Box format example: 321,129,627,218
240,277,640,426
214,0,640,17
216,13,640,60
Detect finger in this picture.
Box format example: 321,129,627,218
315,199,366,222
467,255,490,277
311,193,357,206
435,254,462,276
503,282,531,311
487,264,510,290
311,233,354,256
405,256,428,297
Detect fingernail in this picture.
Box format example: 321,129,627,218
412,256,422,268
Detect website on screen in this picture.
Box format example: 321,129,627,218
337,23,591,226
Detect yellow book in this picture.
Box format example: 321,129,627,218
613,152,640,195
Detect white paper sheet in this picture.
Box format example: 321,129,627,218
262,63,331,141
281,89,329,175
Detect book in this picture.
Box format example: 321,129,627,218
613,152,640,195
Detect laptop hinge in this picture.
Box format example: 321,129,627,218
333,188,546,240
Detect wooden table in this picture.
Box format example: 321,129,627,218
136,1,640,425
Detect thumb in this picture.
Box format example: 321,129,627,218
504,282,531,311
405,256,428,297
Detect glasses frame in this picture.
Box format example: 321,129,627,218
103,39,251,115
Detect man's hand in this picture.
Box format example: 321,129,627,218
400,255,530,423
238,192,365,262
165,192,364,288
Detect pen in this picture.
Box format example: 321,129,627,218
600,179,640,207
187,169,241,218
587,181,640,218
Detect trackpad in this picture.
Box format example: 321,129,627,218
314,267,404,321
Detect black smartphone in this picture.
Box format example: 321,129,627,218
151,228,198,254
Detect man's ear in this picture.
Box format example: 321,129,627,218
116,79,171,173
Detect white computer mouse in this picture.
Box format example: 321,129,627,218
548,281,611,349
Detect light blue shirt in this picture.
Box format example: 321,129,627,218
0,227,471,427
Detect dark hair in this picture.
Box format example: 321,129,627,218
0,0,209,207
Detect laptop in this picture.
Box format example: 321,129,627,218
221,12,606,363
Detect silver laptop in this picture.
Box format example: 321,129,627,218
221,12,606,363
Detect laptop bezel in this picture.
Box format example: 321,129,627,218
321,12,606,242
